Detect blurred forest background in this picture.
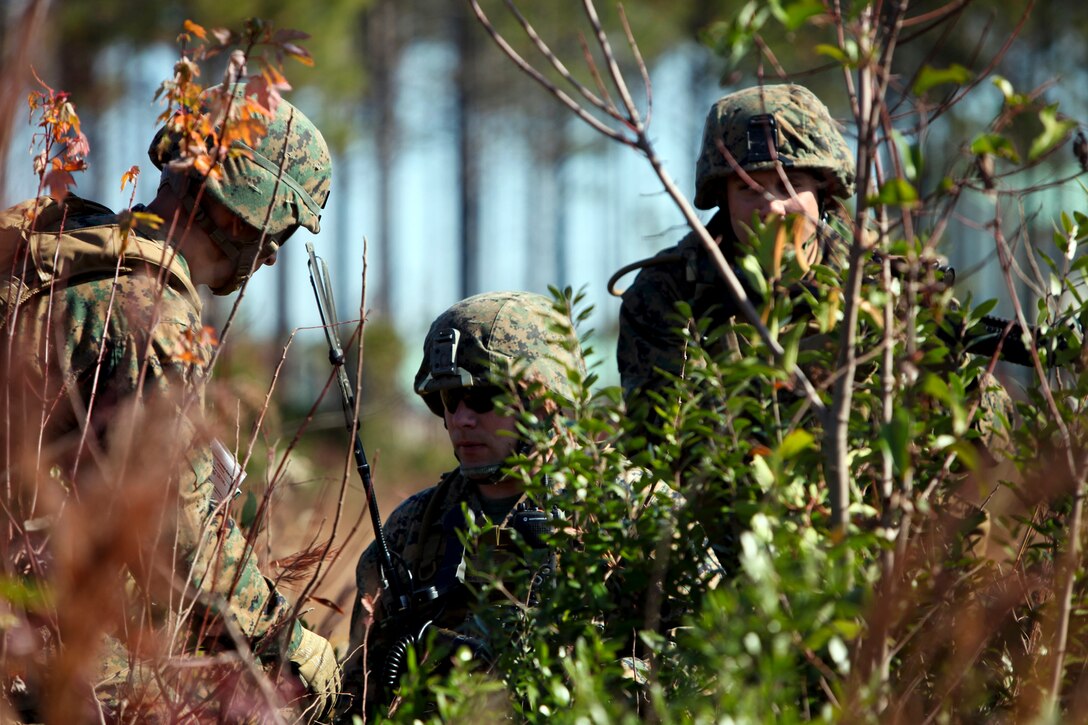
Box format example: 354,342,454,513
4,0,1088,649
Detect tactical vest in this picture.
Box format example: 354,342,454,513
0,196,200,330
401,472,555,629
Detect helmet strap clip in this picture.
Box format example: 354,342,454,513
746,113,784,165
431,328,461,377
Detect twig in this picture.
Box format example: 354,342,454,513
825,2,906,533
467,0,826,412
290,238,373,639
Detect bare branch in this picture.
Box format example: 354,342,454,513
580,0,642,132
469,0,635,146
501,0,612,112
617,5,652,129
468,0,826,411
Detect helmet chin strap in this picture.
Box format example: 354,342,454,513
461,462,506,483
461,439,534,485
160,171,270,295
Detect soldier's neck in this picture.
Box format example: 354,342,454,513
474,477,522,501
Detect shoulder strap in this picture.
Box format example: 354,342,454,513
402,470,465,584
0,197,201,326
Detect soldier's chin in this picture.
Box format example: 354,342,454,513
208,271,249,293
210,257,259,295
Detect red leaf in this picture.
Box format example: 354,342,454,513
283,43,315,67
66,131,90,159
44,169,76,201
120,165,140,191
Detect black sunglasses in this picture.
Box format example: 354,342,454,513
439,386,503,415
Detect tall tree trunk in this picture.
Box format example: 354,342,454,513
525,104,567,290
0,0,50,204
554,165,569,290
363,0,400,316
455,3,481,298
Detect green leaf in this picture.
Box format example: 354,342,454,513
969,133,1020,163
867,178,919,207
945,439,980,471
815,40,858,66
751,453,776,490
781,321,806,375
780,0,825,30
778,429,815,459
1049,273,1064,298
1029,104,1077,162
913,63,972,96
992,75,1015,101
965,298,998,326
991,75,1032,106
0,575,52,610
922,374,950,404
890,129,919,181
739,254,769,301
878,408,912,475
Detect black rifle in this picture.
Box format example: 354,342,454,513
306,243,411,615
309,246,471,706
952,314,1041,368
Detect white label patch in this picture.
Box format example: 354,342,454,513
210,439,246,504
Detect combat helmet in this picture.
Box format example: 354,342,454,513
149,84,332,293
694,84,855,210
415,291,586,419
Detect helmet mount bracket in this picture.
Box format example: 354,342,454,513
431,328,461,379
746,113,786,166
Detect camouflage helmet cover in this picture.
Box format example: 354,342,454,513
694,84,856,209
149,84,332,259
414,291,586,417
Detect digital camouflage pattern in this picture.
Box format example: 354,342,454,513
617,208,854,407
621,83,858,409
694,84,856,209
342,291,587,716
617,211,739,406
150,85,333,292
340,448,726,718
0,195,310,714
341,468,546,715
414,291,586,416
617,180,1013,563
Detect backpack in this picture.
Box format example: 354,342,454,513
0,195,200,329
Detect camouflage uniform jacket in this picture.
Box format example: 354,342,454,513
617,211,740,411
0,196,302,661
617,213,1013,565
342,467,549,713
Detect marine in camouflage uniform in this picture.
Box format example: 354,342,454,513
614,83,1011,563
340,291,586,718
617,84,856,411
0,87,338,721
